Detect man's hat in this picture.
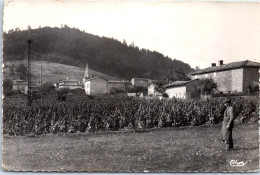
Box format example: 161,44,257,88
224,99,231,104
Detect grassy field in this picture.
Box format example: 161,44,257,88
2,123,259,172
4,60,118,83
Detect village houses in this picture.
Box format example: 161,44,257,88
83,76,132,95
10,60,259,97
13,80,39,94
165,60,260,99
83,64,131,95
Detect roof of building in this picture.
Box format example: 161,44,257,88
60,80,79,83
191,60,260,75
107,80,131,83
83,74,121,81
131,78,150,81
84,76,108,82
13,79,27,82
165,79,199,88
13,79,27,85
59,84,83,86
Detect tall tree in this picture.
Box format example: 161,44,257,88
195,78,218,94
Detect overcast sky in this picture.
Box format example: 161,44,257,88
3,0,260,69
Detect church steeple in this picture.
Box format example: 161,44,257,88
84,63,89,79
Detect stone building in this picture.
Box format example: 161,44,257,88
84,77,132,95
191,60,260,93
131,78,150,87
84,77,108,95
13,80,38,94
13,80,28,92
83,63,133,95
57,80,83,89
165,79,200,99
107,80,131,92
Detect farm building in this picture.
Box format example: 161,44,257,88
191,60,260,93
131,78,150,87
83,63,134,95
13,80,38,94
107,80,131,92
56,80,83,89
165,79,200,99
83,77,108,95
12,80,28,92
24,85,40,95
83,77,132,95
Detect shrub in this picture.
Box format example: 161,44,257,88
15,64,27,79
162,93,169,98
195,78,218,94
41,82,55,95
3,79,13,97
56,88,70,101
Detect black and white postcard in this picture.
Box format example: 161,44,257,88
2,0,259,172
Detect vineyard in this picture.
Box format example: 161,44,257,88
3,95,259,135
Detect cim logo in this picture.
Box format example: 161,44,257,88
230,160,248,167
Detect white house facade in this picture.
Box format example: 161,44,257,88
165,79,200,99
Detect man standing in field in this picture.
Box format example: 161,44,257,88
221,99,235,151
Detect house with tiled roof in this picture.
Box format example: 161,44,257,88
191,60,260,93
165,79,200,99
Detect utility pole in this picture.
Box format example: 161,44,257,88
27,39,33,107
40,59,43,106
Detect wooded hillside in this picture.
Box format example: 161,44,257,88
3,26,194,80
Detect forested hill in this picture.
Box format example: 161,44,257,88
3,27,194,80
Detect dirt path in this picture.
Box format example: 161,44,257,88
2,124,259,172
